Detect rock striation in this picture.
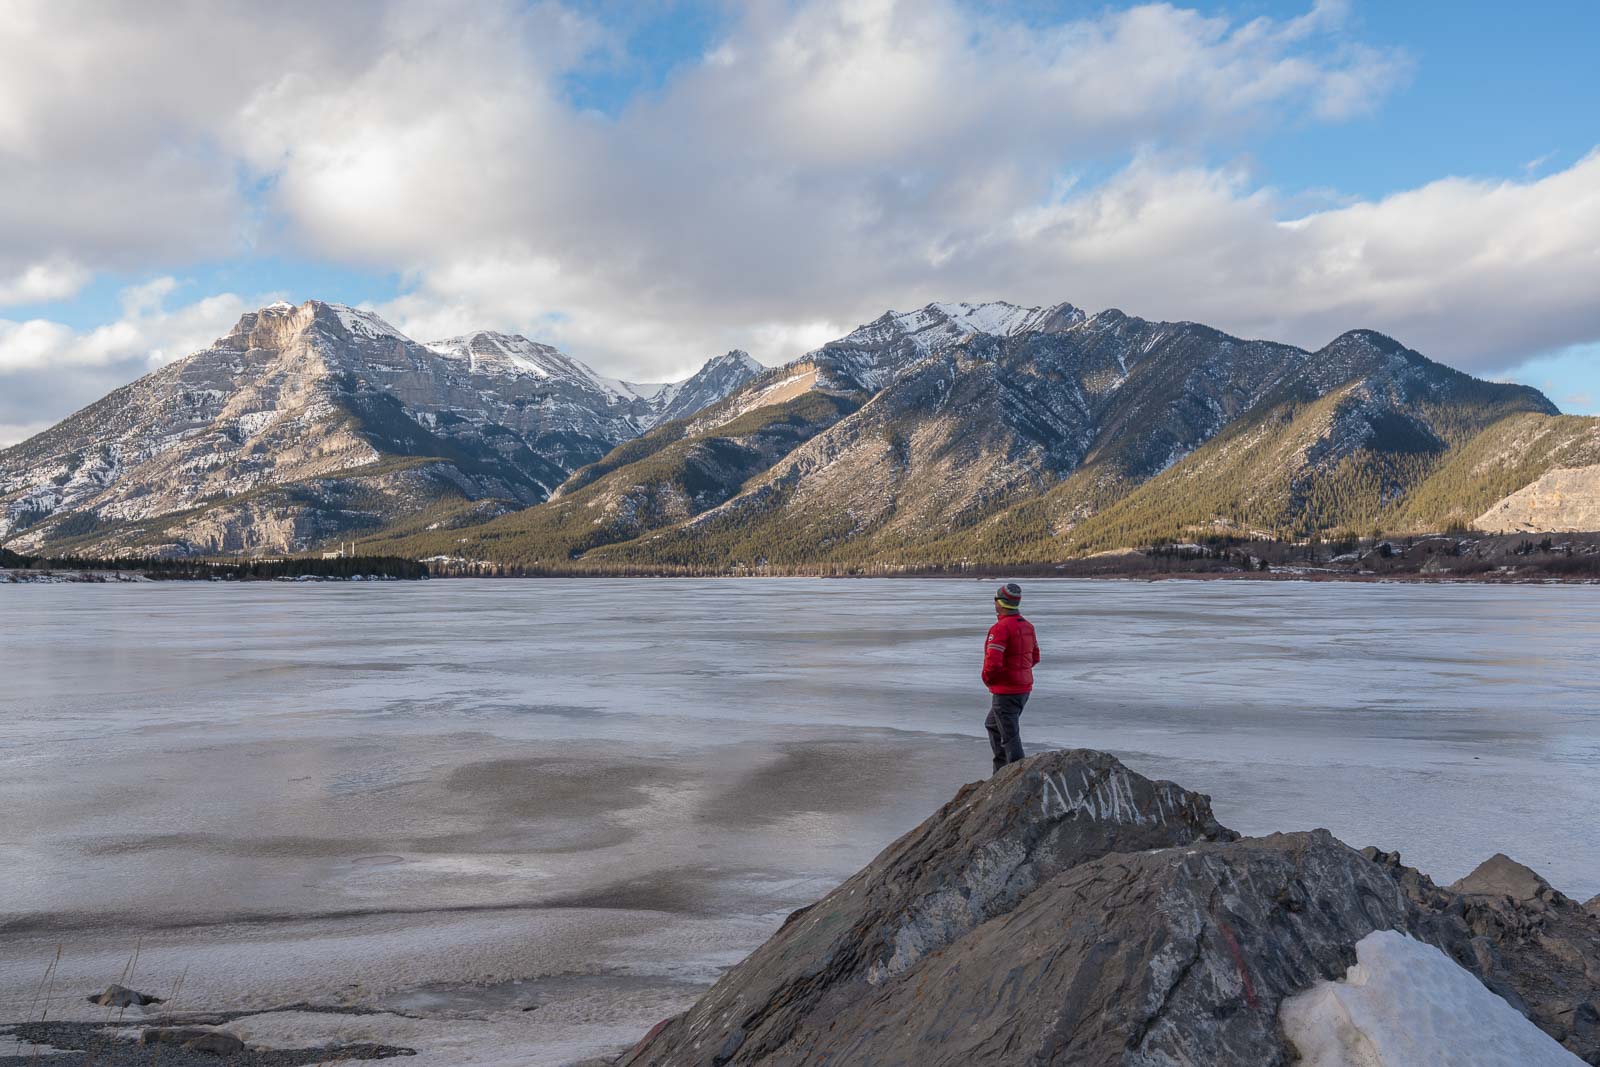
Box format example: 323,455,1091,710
621,750,1600,1066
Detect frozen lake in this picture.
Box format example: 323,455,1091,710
3,578,1598,1064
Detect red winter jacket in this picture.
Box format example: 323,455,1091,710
982,613,1040,694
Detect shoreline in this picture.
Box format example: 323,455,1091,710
7,531,1598,585
7,567,1598,585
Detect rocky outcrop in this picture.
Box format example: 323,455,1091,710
1439,853,1600,1057
1476,464,1600,533
621,750,1600,1066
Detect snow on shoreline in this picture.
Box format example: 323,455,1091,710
1282,930,1585,1066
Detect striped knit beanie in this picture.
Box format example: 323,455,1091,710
995,582,1022,612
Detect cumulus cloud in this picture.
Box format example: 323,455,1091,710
0,279,259,372
0,259,91,305
2,0,1596,438
0,2,394,284
986,150,1600,369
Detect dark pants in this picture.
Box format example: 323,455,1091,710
985,692,1028,773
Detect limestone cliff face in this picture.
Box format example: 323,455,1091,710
1476,464,1600,533
0,301,757,556
621,749,1600,1067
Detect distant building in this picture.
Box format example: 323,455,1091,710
321,540,356,560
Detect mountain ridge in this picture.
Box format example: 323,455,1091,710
2,296,1588,563
378,303,1562,569
0,300,761,556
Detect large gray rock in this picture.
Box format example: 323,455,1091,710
622,750,1232,1066
621,750,1600,1067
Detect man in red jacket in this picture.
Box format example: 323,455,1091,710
982,582,1040,774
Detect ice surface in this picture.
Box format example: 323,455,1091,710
2,580,1597,1062
1281,930,1584,1066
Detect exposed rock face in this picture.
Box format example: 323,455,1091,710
436,302,1560,568
0,302,758,556
621,750,1600,1067
1434,852,1600,1058
1476,463,1600,533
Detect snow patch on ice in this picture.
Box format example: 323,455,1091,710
1281,930,1583,1066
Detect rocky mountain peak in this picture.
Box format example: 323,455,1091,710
1326,327,1409,355
424,330,571,382
222,299,409,351
706,349,763,372
0,298,763,556
864,299,1084,347
810,299,1086,392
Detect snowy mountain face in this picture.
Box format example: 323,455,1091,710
403,302,1560,567
648,350,766,427
0,301,759,556
0,294,1565,562
807,300,1086,393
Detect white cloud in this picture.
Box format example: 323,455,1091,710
2,0,1597,439
0,3,392,284
0,259,91,305
972,150,1600,371
0,280,260,372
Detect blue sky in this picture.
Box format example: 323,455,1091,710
0,0,1596,444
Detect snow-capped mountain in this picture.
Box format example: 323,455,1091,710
807,300,1086,392
2,295,1577,563
0,300,760,556
395,301,1563,568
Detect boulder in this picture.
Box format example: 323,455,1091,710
1451,853,1558,903
623,750,1230,1067
621,749,1600,1066
1429,855,1600,1061
87,984,163,1008
184,1031,246,1055
140,1027,245,1054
